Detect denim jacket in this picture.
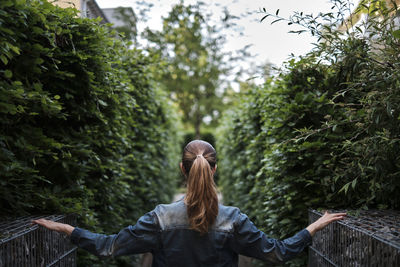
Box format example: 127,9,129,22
70,199,312,266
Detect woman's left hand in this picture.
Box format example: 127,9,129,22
32,219,75,236
306,211,347,237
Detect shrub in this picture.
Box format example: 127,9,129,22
0,0,181,265
217,1,400,266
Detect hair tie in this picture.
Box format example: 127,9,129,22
196,154,203,158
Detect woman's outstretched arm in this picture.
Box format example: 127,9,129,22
32,211,160,257
231,210,346,264
32,218,75,235
306,211,347,236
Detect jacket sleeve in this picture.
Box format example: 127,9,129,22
230,212,312,264
70,211,160,257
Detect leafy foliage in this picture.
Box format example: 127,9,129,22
144,2,231,136
0,0,181,265
217,1,400,266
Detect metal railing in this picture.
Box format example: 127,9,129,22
308,209,400,267
0,214,77,267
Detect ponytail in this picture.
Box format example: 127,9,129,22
182,140,218,234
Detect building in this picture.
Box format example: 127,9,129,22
102,7,137,41
52,0,137,40
53,0,109,23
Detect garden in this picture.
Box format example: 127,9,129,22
1,0,399,266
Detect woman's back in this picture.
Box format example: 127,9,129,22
66,140,312,266
33,140,345,266
69,197,310,267
152,199,241,266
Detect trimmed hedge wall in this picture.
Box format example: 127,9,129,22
0,0,181,265
217,9,400,267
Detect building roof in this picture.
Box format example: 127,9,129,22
101,7,136,28
86,0,109,23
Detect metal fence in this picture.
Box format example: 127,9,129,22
308,209,400,267
0,214,77,267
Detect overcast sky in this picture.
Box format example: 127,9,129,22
97,0,357,72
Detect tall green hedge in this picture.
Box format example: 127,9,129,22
217,4,400,267
0,0,181,265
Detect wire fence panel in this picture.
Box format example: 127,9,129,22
308,209,400,267
0,214,77,267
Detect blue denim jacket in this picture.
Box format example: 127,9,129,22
70,199,312,266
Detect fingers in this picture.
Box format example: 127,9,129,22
31,218,48,226
31,219,74,235
329,212,347,220
315,211,347,230
322,211,347,218
31,219,41,226
327,214,346,223
31,218,57,231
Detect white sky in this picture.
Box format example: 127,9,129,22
97,0,357,89
97,0,357,67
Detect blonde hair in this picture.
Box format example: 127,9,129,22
182,140,218,234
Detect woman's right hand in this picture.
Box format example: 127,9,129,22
32,218,75,236
306,211,346,237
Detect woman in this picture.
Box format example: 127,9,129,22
33,140,346,266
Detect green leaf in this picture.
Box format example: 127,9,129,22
32,26,44,34
1,0,14,7
9,45,20,55
4,70,12,78
33,83,42,91
339,182,351,194
351,178,357,190
98,99,108,106
280,218,290,224
393,29,400,39
0,55,9,65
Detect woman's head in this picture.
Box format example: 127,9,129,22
181,140,218,234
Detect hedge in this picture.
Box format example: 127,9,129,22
217,5,400,267
0,0,181,265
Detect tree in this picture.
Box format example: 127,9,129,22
144,1,230,137
338,0,400,31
